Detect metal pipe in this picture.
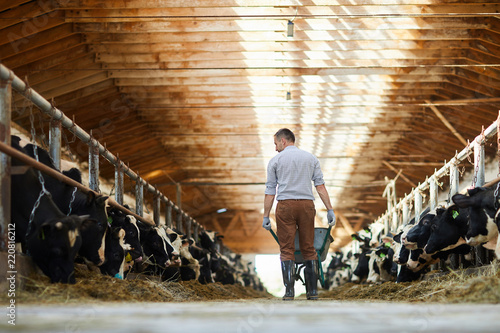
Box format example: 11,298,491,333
474,136,486,188
186,215,192,239
49,119,62,170
0,78,11,251
135,177,143,217
166,201,172,229
114,161,124,205
0,64,188,219
0,140,154,226
429,176,438,210
176,183,182,210
154,195,161,227
88,138,100,193
402,197,409,226
450,160,459,197
415,188,423,223
177,210,183,234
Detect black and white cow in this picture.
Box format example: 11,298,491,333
137,222,176,274
453,187,500,257
10,136,87,283
23,143,109,266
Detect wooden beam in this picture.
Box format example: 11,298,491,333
336,211,356,236
84,30,475,44
382,161,417,188
426,101,468,146
62,5,500,18
72,17,488,33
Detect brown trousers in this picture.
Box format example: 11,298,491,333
276,199,317,262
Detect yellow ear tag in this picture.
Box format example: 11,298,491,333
125,253,133,262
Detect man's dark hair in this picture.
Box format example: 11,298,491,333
275,128,295,143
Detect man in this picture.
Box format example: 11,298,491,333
262,128,336,300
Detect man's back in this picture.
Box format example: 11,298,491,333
265,145,324,201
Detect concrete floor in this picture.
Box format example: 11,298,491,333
3,300,500,333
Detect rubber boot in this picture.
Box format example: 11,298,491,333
304,260,319,300
281,260,295,301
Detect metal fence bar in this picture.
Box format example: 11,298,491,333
473,134,487,266
0,77,11,251
49,119,61,170
0,64,191,226
114,160,124,205
88,137,100,193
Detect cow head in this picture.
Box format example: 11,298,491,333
403,210,436,250
27,216,84,284
139,224,172,268
99,227,126,279
453,187,499,246
78,218,106,266
424,205,469,255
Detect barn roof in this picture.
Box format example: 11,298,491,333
2,0,500,253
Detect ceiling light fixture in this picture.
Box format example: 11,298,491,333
287,20,294,37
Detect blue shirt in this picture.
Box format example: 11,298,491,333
265,145,325,200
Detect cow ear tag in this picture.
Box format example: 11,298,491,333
452,210,459,219
385,242,391,248
379,253,386,259
125,253,132,262
107,216,113,226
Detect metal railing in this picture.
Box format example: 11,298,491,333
0,64,203,250
374,117,498,233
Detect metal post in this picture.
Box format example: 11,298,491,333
402,197,409,226
450,160,459,197
449,161,460,269
415,187,422,223
153,195,161,227
186,215,192,239
383,214,389,236
391,210,398,233
0,78,11,251
176,183,182,210
474,136,487,266
88,137,100,192
165,201,172,229
135,177,143,217
176,209,183,234
49,119,62,170
429,176,438,211
193,221,199,243
114,161,124,205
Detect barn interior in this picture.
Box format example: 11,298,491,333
2,0,500,258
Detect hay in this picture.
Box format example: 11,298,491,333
321,262,500,303
2,265,272,304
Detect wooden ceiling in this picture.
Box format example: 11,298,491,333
2,0,500,254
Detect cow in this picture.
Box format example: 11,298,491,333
10,136,87,283
137,222,175,275
424,205,470,255
99,226,127,279
107,207,143,265
23,143,109,266
452,187,500,257
402,207,433,250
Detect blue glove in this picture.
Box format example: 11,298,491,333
262,217,271,230
327,210,336,226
